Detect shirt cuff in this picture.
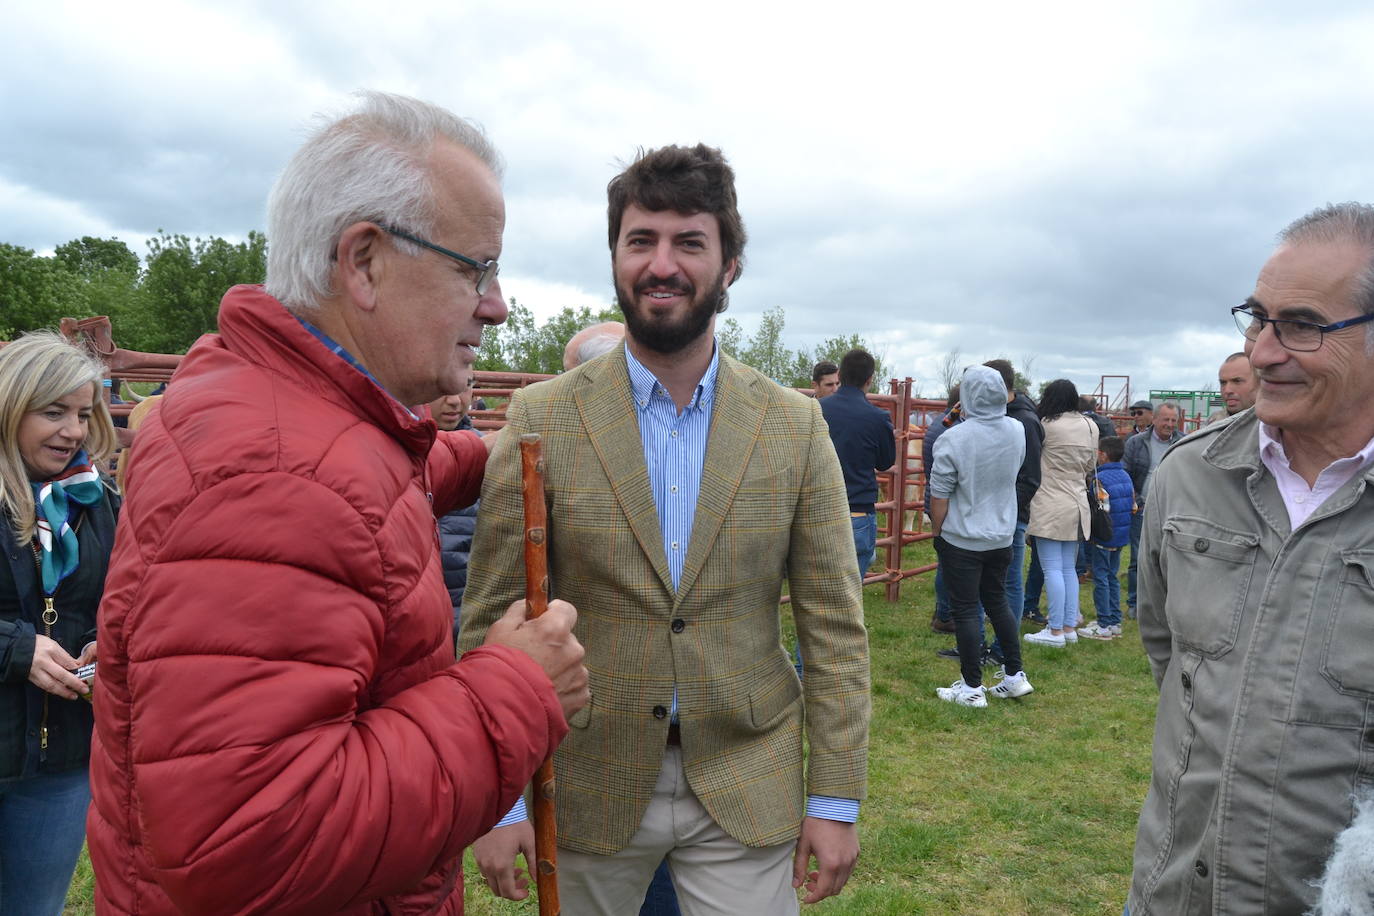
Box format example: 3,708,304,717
494,796,528,828
805,796,859,823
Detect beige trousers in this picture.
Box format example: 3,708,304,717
556,745,800,916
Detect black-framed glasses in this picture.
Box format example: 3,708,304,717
381,225,500,295
1232,303,1374,352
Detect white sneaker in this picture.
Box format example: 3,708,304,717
1062,629,1079,644
989,669,1034,699
935,678,987,708
1024,628,1066,648
1108,624,1122,638
1078,623,1116,641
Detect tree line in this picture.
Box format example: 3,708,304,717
1,234,887,389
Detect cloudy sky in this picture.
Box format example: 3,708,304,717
5,0,1373,404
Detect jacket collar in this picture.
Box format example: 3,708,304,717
212,285,436,458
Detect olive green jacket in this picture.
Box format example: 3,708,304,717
460,346,870,854
1129,410,1374,914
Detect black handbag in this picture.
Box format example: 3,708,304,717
1087,474,1113,542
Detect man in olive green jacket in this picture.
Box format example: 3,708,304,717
1129,202,1374,914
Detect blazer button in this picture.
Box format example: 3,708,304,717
652,705,668,719
1181,672,1192,690
671,618,686,633
1194,859,1208,877
1194,538,1209,553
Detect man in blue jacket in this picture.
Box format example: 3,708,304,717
820,348,897,577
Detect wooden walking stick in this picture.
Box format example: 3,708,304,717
520,433,560,916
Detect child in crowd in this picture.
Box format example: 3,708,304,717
1079,436,1134,639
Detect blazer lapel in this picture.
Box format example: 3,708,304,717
676,355,766,602
575,347,674,594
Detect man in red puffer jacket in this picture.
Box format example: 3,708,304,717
88,91,588,916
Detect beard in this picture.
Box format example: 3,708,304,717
616,271,727,356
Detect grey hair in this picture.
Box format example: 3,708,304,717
1155,401,1181,418
1278,202,1374,318
576,329,624,365
264,90,504,313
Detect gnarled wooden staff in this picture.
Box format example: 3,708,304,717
520,433,560,916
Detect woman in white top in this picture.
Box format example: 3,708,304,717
1024,379,1099,647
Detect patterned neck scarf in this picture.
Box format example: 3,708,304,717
30,450,103,595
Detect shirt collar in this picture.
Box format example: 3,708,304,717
1257,420,1374,478
624,340,720,413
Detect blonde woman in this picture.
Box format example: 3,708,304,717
0,330,118,914
1024,379,1098,647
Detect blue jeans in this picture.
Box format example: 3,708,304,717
852,513,877,580
1003,521,1028,624
1023,537,1044,615
1127,510,1145,612
934,564,952,622
638,860,681,915
1035,537,1080,630
1088,543,1124,627
0,767,91,916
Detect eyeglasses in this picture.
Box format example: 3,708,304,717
381,225,500,295
1232,303,1374,352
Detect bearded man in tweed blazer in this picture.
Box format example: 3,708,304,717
460,144,871,915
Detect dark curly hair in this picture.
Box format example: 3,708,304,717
1037,379,1080,420
607,143,747,310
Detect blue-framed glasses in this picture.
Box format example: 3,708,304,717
381,225,500,295
1231,303,1374,352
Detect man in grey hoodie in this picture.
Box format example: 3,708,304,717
927,366,1035,706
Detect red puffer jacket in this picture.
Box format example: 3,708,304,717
88,286,565,915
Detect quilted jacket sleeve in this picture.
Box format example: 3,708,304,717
116,470,565,914
428,428,486,516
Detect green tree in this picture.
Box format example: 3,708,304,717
716,316,744,359
133,231,267,353
54,237,144,343
54,236,140,276
740,306,795,382
0,243,92,338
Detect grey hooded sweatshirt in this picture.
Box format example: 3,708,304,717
928,365,1026,551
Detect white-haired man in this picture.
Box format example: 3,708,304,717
89,92,587,915
564,320,626,371
1129,202,1374,913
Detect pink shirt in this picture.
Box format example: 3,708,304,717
1257,422,1374,528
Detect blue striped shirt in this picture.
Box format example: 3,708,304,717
623,344,717,591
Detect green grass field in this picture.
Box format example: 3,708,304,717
66,540,1156,915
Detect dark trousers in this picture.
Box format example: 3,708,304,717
638,860,681,915
1024,537,1044,615
933,536,1022,688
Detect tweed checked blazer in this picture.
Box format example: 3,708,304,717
460,345,871,855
